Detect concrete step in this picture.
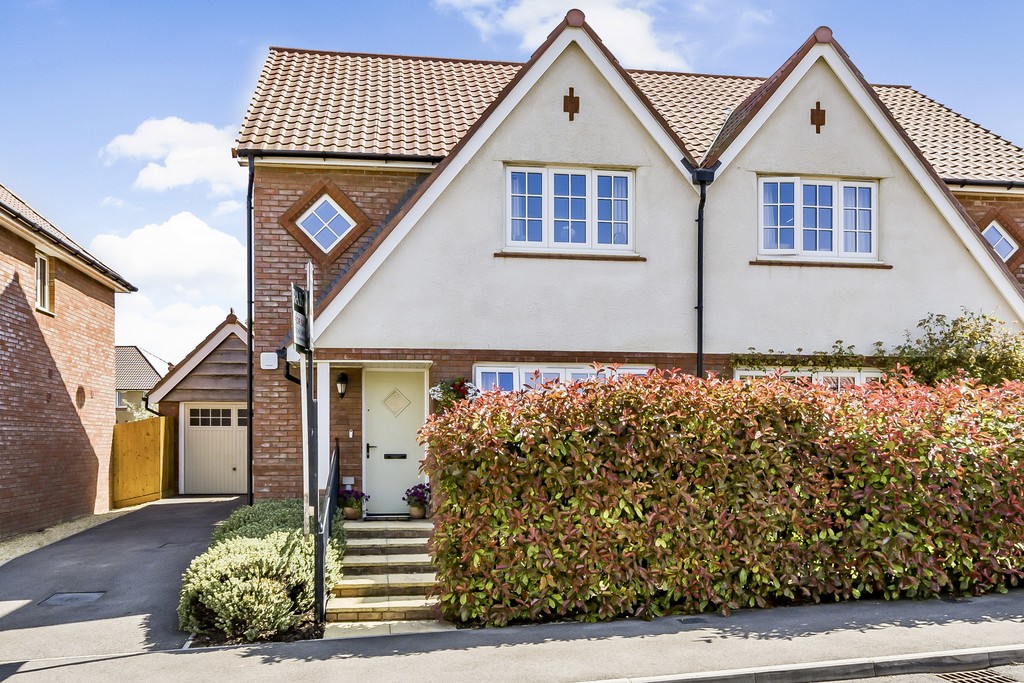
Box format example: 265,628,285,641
322,619,457,640
345,537,429,556
341,553,433,576
334,572,437,598
342,520,433,540
326,595,438,622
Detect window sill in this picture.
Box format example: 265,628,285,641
750,259,892,270
35,306,55,317
495,251,646,262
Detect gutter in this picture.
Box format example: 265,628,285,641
0,204,136,292
234,148,443,164
945,178,1024,190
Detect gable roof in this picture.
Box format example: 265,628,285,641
115,346,163,391
147,312,248,404
305,9,701,335
0,182,135,292
237,37,1024,185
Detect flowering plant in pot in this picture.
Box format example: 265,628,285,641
338,489,370,520
429,378,479,412
403,483,431,519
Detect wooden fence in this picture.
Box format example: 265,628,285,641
110,416,175,509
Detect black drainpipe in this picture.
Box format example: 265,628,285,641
686,163,719,378
245,154,255,506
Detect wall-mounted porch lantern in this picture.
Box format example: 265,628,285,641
336,372,349,399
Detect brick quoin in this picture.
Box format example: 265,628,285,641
0,225,116,539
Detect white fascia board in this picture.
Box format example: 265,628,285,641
249,156,437,173
312,27,694,341
946,183,1024,196
147,322,249,403
712,44,1024,322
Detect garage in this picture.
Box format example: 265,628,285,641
146,313,249,495
181,403,247,494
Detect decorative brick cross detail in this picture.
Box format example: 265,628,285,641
810,101,826,134
563,87,580,121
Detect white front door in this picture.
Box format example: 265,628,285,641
182,402,247,494
363,370,427,514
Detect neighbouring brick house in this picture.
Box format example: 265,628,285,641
0,182,134,539
114,345,163,423
235,11,1024,514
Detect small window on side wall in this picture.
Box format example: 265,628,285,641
982,221,1018,262
35,253,53,312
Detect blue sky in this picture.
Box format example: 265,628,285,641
2,0,1022,363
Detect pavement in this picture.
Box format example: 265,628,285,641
0,495,242,665
1,498,1023,682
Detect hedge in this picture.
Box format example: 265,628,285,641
420,370,1024,626
178,499,344,641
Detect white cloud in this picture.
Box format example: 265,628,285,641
213,199,244,216
103,117,245,195
436,0,691,71
101,196,127,208
90,212,246,361
114,293,236,365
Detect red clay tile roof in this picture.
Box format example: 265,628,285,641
236,47,1024,184
0,182,135,291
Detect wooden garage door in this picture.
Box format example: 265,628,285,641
183,403,247,494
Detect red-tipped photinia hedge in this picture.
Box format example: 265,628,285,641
419,370,1024,626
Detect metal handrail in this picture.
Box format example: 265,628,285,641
314,438,341,622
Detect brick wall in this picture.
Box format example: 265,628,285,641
0,225,117,539
252,165,427,499
953,191,1024,286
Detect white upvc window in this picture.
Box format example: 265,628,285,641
982,221,1018,262
115,391,126,409
296,194,356,252
734,367,883,389
475,364,652,391
759,177,877,260
507,166,634,253
35,253,53,312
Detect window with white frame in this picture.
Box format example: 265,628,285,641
734,367,883,389
982,221,1018,262
35,253,52,312
759,177,877,259
189,407,233,427
507,167,634,252
115,391,126,409
297,195,357,252
475,364,652,391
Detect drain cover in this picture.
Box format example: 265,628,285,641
41,592,105,606
677,617,707,625
938,671,1016,683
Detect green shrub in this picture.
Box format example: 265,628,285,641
420,370,1024,626
179,498,346,641
884,310,1024,384
210,498,346,552
178,531,342,641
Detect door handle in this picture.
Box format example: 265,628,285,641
366,443,377,459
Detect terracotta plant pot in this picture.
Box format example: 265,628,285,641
342,506,361,520
409,506,426,519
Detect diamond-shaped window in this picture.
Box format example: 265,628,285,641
297,196,357,252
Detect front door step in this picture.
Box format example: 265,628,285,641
326,595,437,622
323,619,457,640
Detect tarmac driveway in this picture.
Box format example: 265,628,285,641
0,496,242,663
